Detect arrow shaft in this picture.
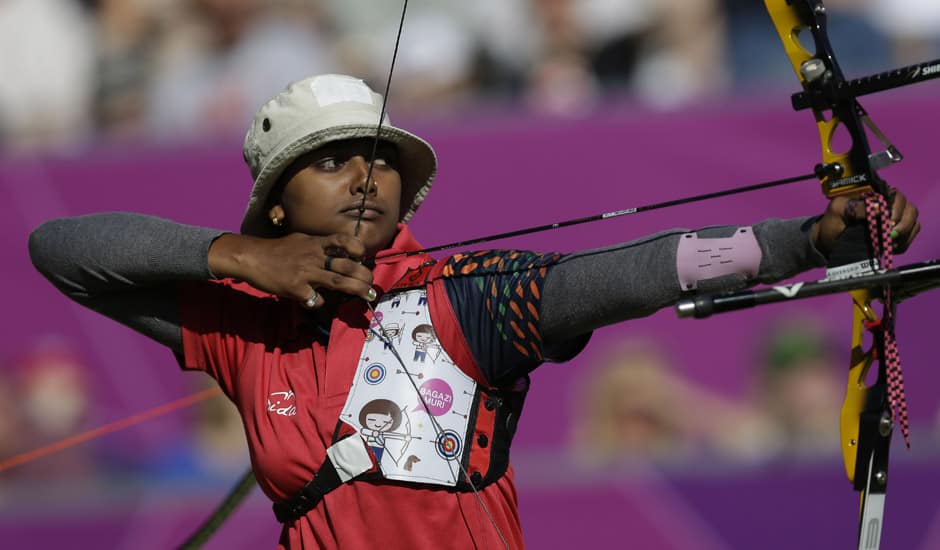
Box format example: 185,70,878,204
404,172,816,257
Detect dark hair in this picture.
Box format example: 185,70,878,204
412,324,434,339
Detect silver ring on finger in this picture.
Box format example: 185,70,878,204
305,291,320,308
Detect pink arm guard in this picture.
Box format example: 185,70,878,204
676,227,762,291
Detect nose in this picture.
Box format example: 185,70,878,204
349,156,378,196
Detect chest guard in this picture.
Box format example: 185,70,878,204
273,263,528,523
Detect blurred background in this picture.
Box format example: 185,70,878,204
1,0,939,548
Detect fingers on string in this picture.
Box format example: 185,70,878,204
294,234,376,306
319,254,377,302
323,234,366,261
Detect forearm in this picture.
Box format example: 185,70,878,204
540,216,826,341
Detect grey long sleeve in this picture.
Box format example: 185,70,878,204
29,213,226,351
29,213,825,358
540,217,826,343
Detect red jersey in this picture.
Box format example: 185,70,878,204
178,226,530,549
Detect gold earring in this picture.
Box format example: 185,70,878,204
272,216,281,226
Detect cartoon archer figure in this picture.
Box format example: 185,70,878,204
378,322,403,350
411,324,440,363
358,398,411,466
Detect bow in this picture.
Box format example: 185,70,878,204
751,2,916,547
672,2,939,547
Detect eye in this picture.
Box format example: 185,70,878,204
374,144,399,168
315,156,342,170
373,154,400,170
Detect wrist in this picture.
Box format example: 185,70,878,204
208,233,259,280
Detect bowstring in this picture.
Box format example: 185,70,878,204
354,0,409,240
352,1,510,548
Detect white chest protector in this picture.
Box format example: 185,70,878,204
338,288,477,487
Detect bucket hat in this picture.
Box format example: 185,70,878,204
240,74,437,237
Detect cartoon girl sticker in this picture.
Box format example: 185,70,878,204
411,324,440,363
358,398,411,466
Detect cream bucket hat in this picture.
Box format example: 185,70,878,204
240,74,437,237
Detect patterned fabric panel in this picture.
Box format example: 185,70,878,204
440,250,562,386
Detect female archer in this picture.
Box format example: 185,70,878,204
29,74,920,549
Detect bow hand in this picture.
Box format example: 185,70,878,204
814,191,921,258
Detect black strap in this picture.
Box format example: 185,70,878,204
272,457,345,523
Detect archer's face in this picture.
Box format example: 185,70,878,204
276,138,402,256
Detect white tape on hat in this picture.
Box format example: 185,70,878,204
310,75,375,107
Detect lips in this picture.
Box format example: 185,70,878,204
342,201,384,221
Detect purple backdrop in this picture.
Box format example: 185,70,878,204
1,87,938,548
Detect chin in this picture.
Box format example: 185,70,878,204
362,225,398,254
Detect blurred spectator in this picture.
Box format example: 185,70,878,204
341,6,479,116
321,0,492,117
188,383,249,480
1,0,921,148
0,368,22,461
865,0,940,65
135,379,249,484
750,316,843,458
520,0,602,115
572,341,686,463
499,0,726,113
465,0,654,115
91,0,163,138
145,0,340,139
571,339,776,467
0,0,96,151
7,336,98,478
631,0,729,108
723,0,891,90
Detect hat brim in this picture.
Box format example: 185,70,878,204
240,124,437,238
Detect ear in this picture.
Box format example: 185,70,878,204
268,204,286,227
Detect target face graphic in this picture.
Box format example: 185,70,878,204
364,363,386,385
435,430,462,460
